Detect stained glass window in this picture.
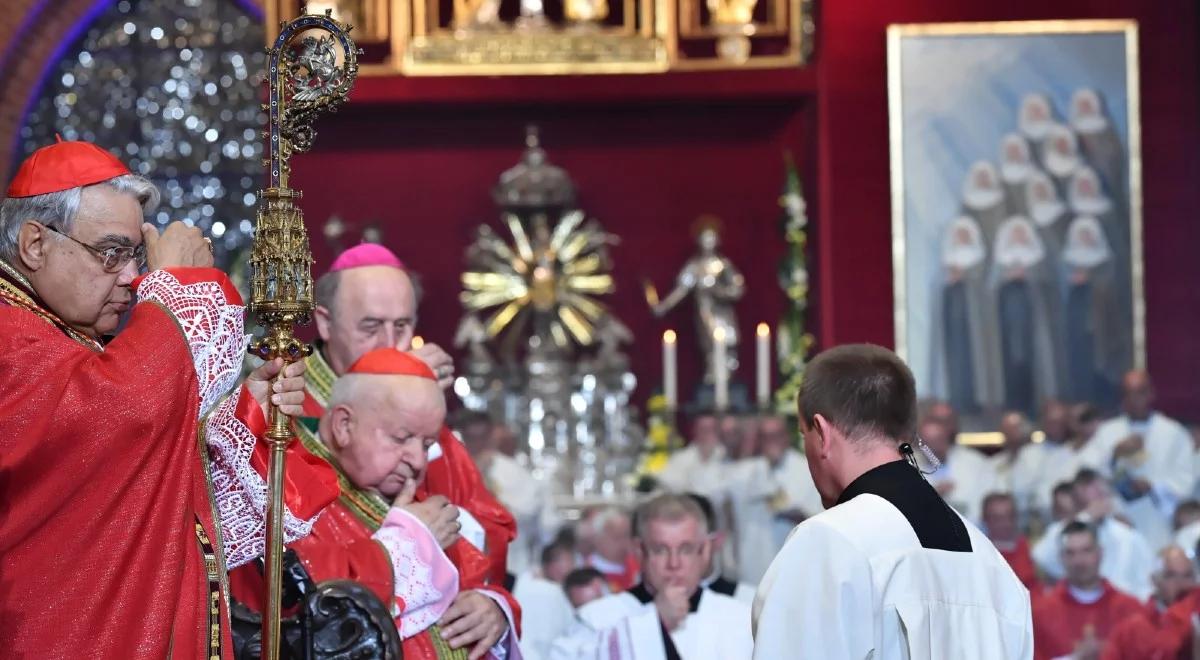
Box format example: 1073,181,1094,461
18,0,267,266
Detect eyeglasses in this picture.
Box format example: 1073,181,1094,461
44,224,146,273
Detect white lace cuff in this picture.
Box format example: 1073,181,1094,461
136,269,246,417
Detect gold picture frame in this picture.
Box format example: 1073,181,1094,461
887,20,1143,424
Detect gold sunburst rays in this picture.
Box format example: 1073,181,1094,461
462,210,616,348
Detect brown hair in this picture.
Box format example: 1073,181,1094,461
633,493,709,540
797,343,918,444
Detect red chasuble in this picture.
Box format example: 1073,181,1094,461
300,348,516,584
0,263,337,659
230,465,523,659
1101,598,1189,660
1032,581,1143,660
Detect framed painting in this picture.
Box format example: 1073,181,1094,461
887,20,1143,427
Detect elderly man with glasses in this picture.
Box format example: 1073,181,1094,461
0,139,338,660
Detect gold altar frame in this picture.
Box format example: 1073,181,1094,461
887,19,1145,416
266,0,812,74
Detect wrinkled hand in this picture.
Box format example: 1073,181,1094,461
246,358,307,418
1113,434,1144,459
438,591,508,660
142,221,213,270
393,481,460,549
410,342,455,390
654,584,691,632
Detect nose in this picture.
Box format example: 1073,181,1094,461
665,550,683,571
378,325,398,351
116,257,139,286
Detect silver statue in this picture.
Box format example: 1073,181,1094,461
649,222,745,382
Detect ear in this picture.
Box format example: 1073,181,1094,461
16,222,51,271
314,305,333,343
329,403,354,449
811,414,835,459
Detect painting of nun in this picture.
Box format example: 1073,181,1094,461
888,20,1143,425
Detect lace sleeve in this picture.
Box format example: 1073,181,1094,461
135,268,246,417
205,386,330,568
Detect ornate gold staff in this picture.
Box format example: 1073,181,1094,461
248,10,359,660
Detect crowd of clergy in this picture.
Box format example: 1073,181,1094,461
4,138,1199,660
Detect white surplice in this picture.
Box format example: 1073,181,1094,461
513,572,575,660
487,452,547,575
1082,413,1196,550
1030,516,1155,600
752,463,1033,660
549,588,752,660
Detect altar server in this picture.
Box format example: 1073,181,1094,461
752,344,1033,660
550,493,753,660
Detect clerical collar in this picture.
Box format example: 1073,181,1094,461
1067,583,1106,605
837,459,972,552
628,583,703,613
705,576,738,597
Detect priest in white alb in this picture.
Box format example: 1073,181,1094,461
753,344,1032,660
1082,370,1194,551
550,493,753,660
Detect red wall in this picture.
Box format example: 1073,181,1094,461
288,0,1200,417
817,0,1200,416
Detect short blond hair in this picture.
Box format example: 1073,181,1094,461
634,493,708,540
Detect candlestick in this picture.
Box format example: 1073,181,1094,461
663,329,678,410
713,326,728,411
756,322,770,409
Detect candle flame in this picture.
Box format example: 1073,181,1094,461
757,322,770,337
411,335,425,349
713,327,726,342
663,329,677,344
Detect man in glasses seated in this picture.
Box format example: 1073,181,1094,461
0,139,338,659
549,493,753,660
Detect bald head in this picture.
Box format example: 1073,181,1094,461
322,373,445,498
314,265,418,376
998,411,1031,451
1120,369,1154,420
1154,545,1196,606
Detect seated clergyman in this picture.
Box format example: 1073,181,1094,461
550,493,753,660
232,348,521,660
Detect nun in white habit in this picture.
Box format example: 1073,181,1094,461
989,217,1063,415
1042,122,1084,193
1018,92,1058,164
962,160,1009,246
1070,88,1128,207
999,133,1035,216
1025,169,1070,255
1061,216,1129,407
753,344,1032,660
932,216,1004,414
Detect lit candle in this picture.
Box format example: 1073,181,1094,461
713,327,728,411
663,329,678,410
411,335,425,350
756,322,770,409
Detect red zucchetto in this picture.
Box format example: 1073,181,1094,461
6,138,130,198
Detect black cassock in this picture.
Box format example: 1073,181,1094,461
943,281,979,414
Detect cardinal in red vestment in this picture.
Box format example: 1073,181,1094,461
1033,521,1143,660
1101,545,1195,660
232,348,522,659
0,140,338,659
297,243,515,583
983,492,1043,595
